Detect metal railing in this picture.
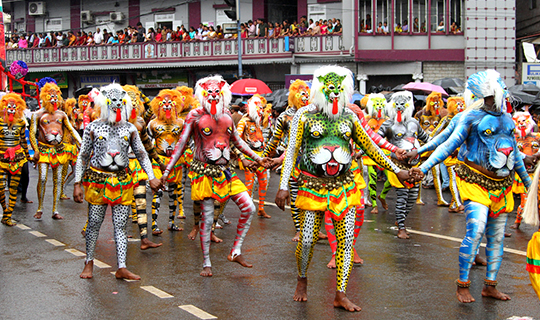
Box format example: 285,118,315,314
6,35,346,66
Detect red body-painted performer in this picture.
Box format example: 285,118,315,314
162,75,271,276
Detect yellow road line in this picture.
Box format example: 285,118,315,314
179,305,217,319
141,286,174,298
65,248,86,257
45,239,65,246
28,231,46,237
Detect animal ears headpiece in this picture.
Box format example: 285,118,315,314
386,91,414,122
425,92,444,115
466,69,508,113
150,89,183,121
310,65,354,119
40,82,64,112
94,83,133,125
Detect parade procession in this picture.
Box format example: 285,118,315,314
2,0,540,317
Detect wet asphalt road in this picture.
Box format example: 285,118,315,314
1,167,540,320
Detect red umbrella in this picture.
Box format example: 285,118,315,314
230,78,272,96
402,82,448,97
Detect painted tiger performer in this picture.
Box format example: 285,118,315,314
30,82,81,220
162,75,271,277
263,79,310,241
410,70,531,303
0,93,30,226
237,94,271,218
124,85,163,250
510,111,540,230
74,83,162,280
275,66,410,312
58,97,79,200
148,89,185,234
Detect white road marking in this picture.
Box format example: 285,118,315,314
45,239,65,246
29,231,46,237
253,199,290,210
65,248,86,257
127,238,141,242
16,224,31,230
364,219,374,222
110,272,139,282
141,286,174,298
406,229,527,256
179,305,217,319
93,259,111,269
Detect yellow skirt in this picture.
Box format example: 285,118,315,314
387,166,419,189
152,154,183,184
38,142,70,168
129,158,148,185
527,231,540,300
456,165,513,217
188,167,247,203
443,155,459,167
0,150,27,175
64,143,78,162
82,167,134,206
178,147,194,166
295,160,363,220
512,172,533,194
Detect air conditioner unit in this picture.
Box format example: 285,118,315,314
29,2,46,16
81,10,94,24
109,12,125,23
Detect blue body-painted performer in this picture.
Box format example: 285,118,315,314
410,70,532,303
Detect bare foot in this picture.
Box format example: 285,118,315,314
334,291,361,312
504,232,512,238
481,285,511,301
473,254,487,266
292,231,300,242
140,238,162,250
378,195,388,210
211,232,223,243
456,286,475,303
437,200,449,207
397,229,410,239
60,194,70,200
80,261,93,279
52,213,64,220
115,268,141,280
458,205,465,213
510,223,520,230
200,266,213,277
258,209,271,219
448,206,461,213
293,276,308,302
371,206,378,214
353,248,364,264
416,198,425,205
81,229,86,237
188,225,200,240
318,232,328,240
34,211,43,219
1,217,17,226
152,228,163,236
21,198,33,203
227,254,253,268
365,201,372,207
327,256,336,269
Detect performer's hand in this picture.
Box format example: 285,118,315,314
160,175,168,187
395,148,407,161
396,170,411,185
275,189,290,211
270,157,283,170
524,154,538,172
257,157,273,169
149,178,162,193
32,152,40,164
159,163,167,173
73,183,84,203
406,149,419,164
409,167,424,182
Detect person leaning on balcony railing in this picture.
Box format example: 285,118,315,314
320,20,328,35
334,19,342,34
247,20,256,37
86,32,95,46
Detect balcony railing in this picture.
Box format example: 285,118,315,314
6,35,346,68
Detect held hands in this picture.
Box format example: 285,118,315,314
405,149,419,165
409,167,424,182
257,157,273,169
275,189,290,211
149,178,163,193
394,148,408,161
269,157,283,171
73,183,84,203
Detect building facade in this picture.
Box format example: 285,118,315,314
4,0,517,95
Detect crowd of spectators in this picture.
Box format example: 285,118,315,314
360,16,460,34
5,16,343,50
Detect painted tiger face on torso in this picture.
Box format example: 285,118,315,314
151,121,183,157
38,111,64,145
193,113,234,165
88,121,132,172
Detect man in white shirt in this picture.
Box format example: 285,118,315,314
94,28,103,45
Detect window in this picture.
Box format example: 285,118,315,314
394,0,409,33
375,0,390,34
431,0,445,32
449,0,464,33
359,0,373,33
531,0,537,10
412,0,428,32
